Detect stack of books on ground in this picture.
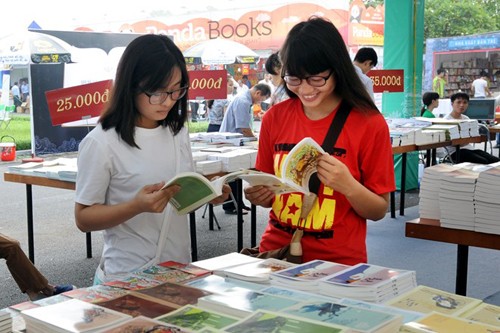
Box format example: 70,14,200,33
439,163,493,230
269,259,351,291
473,163,500,234
20,298,132,333
0,310,12,333
316,263,417,303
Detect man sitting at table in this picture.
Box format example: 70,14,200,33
0,233,74,301
443,92,500,164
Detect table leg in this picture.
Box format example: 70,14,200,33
189,211,197,262
399,152,407,216
390,192,396,218
236,179,243,252
86,232,92,258
425,149,431,167
26,184,35,264
431,149,437,165
455,244,469,296
251,204,257,247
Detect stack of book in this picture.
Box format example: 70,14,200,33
20,298,132,333
439,163,492,230
195,159,222,175
206,149,257,172
317,263,417,303
414,128,446,145
0,310,12,333
418,163,461,220
473,163,500,235
424,124,460,141
214,258,297,283
269,259,351,292
387,117,433,147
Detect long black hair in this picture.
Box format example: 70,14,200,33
280,17,377,113
100,34,189,148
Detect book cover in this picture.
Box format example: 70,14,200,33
282,301,403,333
161,170,251,215
197,287,301,318
103,276,163,291
219,258,297,282
133,282,212,308
222,310,350,333
99,315,191,333
270,259,350,285
20,298,132,333
238,137,325,195
185,275,266,294
156,304,239,331
386,285,483,317
190,252,262,272
158,261,211,278
260,286,338,303
133,265,196,284
459,302,500,328
63,285,128,303
338,298,424,324
400,312,499,333
96,294,177,318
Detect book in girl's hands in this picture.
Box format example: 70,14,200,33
238,137,325,195
20,298,132,333
161,170,251,215
156,305,239,332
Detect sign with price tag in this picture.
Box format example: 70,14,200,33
45,80,112,126
187,70,227,100
367,69,404,93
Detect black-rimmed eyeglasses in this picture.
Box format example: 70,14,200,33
283,72,332,87
142,86,188,104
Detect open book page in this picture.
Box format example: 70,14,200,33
238,172,304,194
161,170,252,215
281,137,325,195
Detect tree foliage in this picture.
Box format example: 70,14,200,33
424,0,500,39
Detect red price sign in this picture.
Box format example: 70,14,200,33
188,70,227,100
367,69,404,93
45,80,112,126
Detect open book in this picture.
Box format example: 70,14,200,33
239,137,325,195
161,170,253,215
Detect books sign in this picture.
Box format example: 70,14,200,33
45,80,112,126
188,70,227,100
367,69,404,93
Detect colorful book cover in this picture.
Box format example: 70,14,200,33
133,282,212,308
9,301,40,312
134,265,196,284
270,259,350,282
260,286,337,303
104,276,163,290
459,302,500,328
197,287,301,318
159,260,211,277
156,305,239,331
338,298,424,324
223,310,350,333
282,301,402,332
387,285,483,317
220,258,297,282
63,285,128,303
401,312,499,333
99,315,191,333
96,294,177,318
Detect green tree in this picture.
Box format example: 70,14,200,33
424,0,499,39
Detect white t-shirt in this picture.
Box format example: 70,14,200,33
76,124,194,279
472,78,488,97
354,65,375,102
443,113,473,155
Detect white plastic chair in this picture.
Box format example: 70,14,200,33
0,105,13,129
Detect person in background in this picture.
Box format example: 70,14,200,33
265,52,289,107
74,35,230,284
420,91,440,118
444,92,500,164
258,73,275,111
207,78,235,132
432,68,448,98
219,83,271,215
11,82,22,108
244,17,395,265
20,79,29,102
471,70,492,98
353,47,378,101
242,74,252,88
1,233,74,301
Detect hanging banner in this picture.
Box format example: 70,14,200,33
45,79,112,126
368,69,404,93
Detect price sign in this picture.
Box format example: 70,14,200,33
367,69,404,93
45,80,112,126
188,70,227,100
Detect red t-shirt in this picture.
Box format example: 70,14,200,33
256,98,395,265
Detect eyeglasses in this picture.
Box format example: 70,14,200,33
142,86,188,104
283,72,332,87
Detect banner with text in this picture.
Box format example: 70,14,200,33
367,69,404,93
188,70,227,100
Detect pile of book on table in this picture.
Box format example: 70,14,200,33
0,310,12,333
6,253,500,332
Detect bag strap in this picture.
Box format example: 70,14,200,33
308,100,351,194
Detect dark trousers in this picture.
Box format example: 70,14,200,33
452,149,500,164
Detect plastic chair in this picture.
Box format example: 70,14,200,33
0,106,13,129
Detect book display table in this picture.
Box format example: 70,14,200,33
405,218,500,296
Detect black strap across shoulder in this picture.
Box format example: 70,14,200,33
308,100,351,195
